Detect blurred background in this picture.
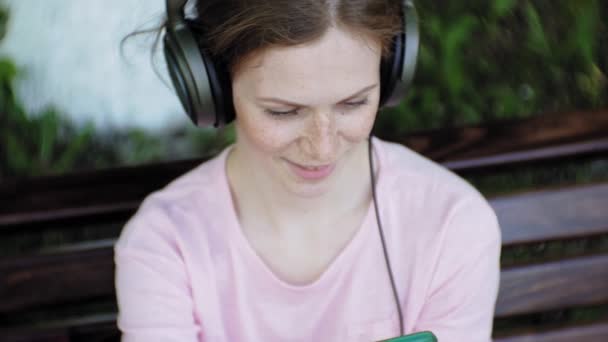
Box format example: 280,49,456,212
1,0,606,180
1,1,608,341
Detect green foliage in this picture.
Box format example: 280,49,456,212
0,2,7,42
377,0,608,138
0,75,100,178
116,128,166,165
0,4,118,179
187,125,235,158
492,0,518,18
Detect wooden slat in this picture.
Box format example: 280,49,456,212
397,109,608,161
4,316,608,342
4,317,608,342
443,137,608,172
0,201,139,227
41,238,116,254
0,246,115,313
495,254,608,318
1,330,70,342
491,183,608,245
0,157,203,196
494,321,608,342
1,313,118,342
0,158,204,227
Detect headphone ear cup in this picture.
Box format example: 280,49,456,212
379,31,405,108
379,0,419,109
164,26,235,127
164,32,197,120
200,46,235,126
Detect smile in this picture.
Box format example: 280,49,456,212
300,164,329,170
284,159,336,181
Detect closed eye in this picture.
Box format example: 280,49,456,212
266,108,299,116
265,98,369,117
343,99,368,108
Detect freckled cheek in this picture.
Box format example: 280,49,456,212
338,108,377,142
239,114,301,155
233,96,296,155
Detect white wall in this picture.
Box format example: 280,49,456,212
0,0,190,132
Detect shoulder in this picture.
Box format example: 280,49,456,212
115,146,233,251
374,137,482,203
375,137,477,197
373,137,500,245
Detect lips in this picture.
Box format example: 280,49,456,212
284,159,336,181
299,164,329,170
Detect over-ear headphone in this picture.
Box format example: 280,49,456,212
164,0,419,127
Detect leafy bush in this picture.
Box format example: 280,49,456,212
0,58,118,179
376,0,607,137
0,3,7,41
0,3,121,179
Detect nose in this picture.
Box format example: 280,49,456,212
301,111,338,163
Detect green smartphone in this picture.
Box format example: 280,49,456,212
377,331,438,342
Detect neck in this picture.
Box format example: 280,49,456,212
226,139,376,237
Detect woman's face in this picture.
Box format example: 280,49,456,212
231,26,382,197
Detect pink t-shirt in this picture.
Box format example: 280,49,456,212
115,137,501,342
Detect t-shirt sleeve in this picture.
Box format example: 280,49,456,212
413,196,501,342
114,201,201,341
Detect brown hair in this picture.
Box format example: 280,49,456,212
182,0,403,75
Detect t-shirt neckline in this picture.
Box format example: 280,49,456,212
215,138,383,292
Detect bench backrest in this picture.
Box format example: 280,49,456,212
2,110,608,341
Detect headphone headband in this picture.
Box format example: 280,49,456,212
166,0,187,26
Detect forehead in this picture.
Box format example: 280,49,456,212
234,27,382,104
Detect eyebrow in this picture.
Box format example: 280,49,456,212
256,83,378,107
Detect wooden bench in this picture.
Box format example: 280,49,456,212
1,110,607,341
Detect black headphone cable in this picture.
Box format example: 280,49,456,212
368,135,404,336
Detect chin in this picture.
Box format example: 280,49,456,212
283,180,333,198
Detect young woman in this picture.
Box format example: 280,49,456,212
114,1,501,341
